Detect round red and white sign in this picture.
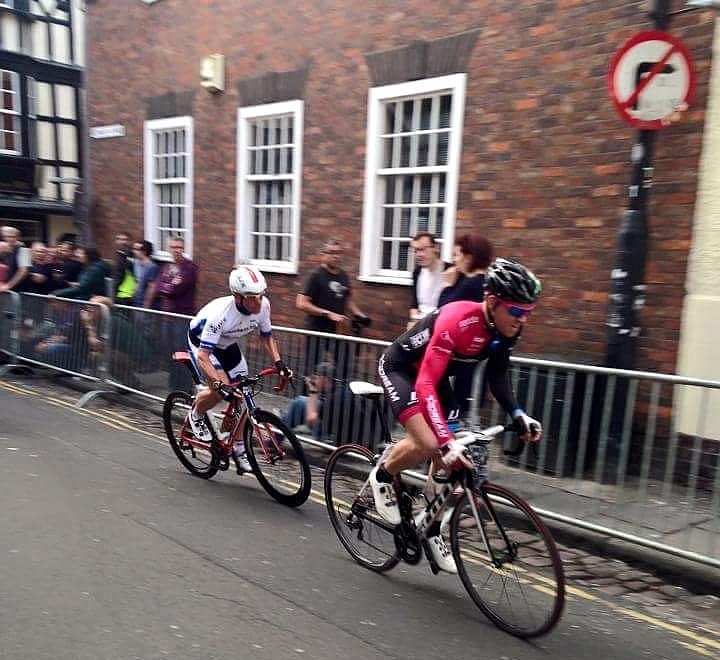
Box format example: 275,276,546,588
608,30,696,130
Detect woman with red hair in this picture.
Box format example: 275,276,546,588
438,233,494,306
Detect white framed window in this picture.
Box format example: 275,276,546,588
0,69,21,154
360,74,466,284
236,100,303,274
143,116,193,259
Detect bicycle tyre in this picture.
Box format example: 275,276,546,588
450,482,565,638
324,444,401,573
163,390,218,479
243,409,311,507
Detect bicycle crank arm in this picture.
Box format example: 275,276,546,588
421,537,440,575
394,524,422,564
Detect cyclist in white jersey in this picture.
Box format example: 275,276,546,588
186,265,293,473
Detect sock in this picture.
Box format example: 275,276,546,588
375,465,393,483
191,406,203,422
427,521,441,538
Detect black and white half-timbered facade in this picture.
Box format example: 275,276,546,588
0,0,84,243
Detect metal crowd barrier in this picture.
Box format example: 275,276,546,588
0,293,717,567
13,292,110,384
0,290,20,370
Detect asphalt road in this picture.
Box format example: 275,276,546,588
1,379,718,660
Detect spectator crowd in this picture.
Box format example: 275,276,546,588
0,227,198,313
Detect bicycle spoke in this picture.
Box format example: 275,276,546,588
244,410,310,507
163,391,217,479
451,484,565,638
324,444,400,572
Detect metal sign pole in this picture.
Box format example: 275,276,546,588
605,0,672,370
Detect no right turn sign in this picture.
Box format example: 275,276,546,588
608,30,696,130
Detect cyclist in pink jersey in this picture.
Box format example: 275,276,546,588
371,258,543,572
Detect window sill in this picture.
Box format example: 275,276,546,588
358,274,412,286
247,260,298,276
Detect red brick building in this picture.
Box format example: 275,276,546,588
85,0,714,372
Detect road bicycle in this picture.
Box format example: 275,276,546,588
324,381,565,638
163,351,311,507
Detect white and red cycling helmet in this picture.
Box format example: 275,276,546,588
229,265,267,296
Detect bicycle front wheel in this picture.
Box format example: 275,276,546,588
163,391,218,479
450,483,565,638
324,444,400,572
243,409,311,507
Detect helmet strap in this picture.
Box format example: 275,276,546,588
483,298,498,330
235,299,252,315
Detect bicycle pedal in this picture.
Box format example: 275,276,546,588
211,447,230,471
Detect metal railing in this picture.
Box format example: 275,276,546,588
0,292,717,568
0,290,20,369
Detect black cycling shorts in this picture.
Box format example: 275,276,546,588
378,347,459,426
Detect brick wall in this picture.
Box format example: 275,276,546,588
87,0,714,372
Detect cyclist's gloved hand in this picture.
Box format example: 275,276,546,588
218,384,237,402
439,439,473,470
274,359,293,380
512,409,543,442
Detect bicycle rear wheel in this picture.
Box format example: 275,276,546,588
324,444,400,572
450,482,565,638
243,409,311,507
163,391,218,479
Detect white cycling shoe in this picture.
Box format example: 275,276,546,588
188,410,213,443
427,534,457,574
368,466,401,526
233,444,253,475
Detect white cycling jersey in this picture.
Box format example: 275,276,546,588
189,295,272,350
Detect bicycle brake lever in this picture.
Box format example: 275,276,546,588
272,375,294,393
501,423,527,457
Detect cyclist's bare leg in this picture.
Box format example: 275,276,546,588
193,387,222,416
383,413,438,475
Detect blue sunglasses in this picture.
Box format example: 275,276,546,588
497,298,535,318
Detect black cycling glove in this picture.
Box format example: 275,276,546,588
274,359,293,380
218,384,237,402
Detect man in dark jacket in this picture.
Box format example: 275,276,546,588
154,237,197,315
53,246,112,300
408,231,450,329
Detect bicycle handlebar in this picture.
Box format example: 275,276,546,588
228,367,295,395
456,423,529,457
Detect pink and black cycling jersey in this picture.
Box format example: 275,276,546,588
379,300,520,445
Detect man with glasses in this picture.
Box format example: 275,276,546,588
186,265,293,474
370,258,543,573
408,232,450,329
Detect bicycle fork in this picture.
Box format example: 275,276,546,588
462,486,517,569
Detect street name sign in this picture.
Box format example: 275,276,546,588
90,124,126,139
